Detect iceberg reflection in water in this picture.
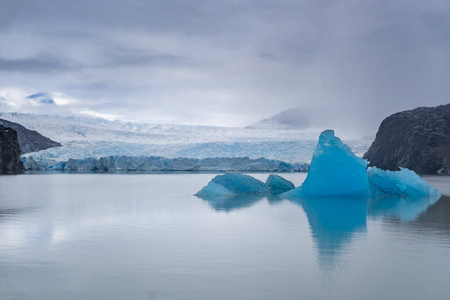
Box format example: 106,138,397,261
200,191,441,279
368,195,440,222
291,197,368,272
199,194,265,212
1,174,448,300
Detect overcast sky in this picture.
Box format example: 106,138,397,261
0,0,449,135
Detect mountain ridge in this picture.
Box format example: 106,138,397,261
0,117,61,154
247,108,310,130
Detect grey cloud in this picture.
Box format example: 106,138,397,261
0,0,449,135
101,47,192,68
0,58,68,73
1,0,245,35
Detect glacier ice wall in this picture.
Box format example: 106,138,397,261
21,156,308,172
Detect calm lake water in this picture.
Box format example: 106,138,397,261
0,173,449,300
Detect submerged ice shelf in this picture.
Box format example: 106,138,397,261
197,130,440,200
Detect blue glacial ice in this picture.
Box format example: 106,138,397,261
284,130,440,199
368,167,440,199
285,130,370,197
265,174,296,195
196,173,295,196
197,130,440,200
195,182,237,196
196,173,269,196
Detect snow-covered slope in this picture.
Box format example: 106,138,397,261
0,112,372,163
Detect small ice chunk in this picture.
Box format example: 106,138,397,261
285,130,370,198
265,174,295,195
196,173,268,196
368,167,440,198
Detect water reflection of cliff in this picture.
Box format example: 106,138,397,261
395,196,450,234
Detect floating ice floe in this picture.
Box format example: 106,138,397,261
368,166,441,199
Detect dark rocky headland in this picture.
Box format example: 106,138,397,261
0,125,24,174
0,118,61,154
364,104,450,174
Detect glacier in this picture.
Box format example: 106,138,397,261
0,112,372,165
284,130,440,199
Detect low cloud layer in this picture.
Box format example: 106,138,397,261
0,0,449,135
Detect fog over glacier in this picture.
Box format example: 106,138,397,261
1,1,449,135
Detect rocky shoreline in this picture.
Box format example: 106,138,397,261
0,125,24,174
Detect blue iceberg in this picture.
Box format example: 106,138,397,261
196,173,268,196
285,130,370,198
195,182,237,196
368,167,440,198
284,130,440,199
195,173,295,197
265,174,295,195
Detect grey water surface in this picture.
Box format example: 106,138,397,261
0,173,449,300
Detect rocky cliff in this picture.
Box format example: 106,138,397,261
364,104,450,174
0,125,24,173
0,118,61,154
